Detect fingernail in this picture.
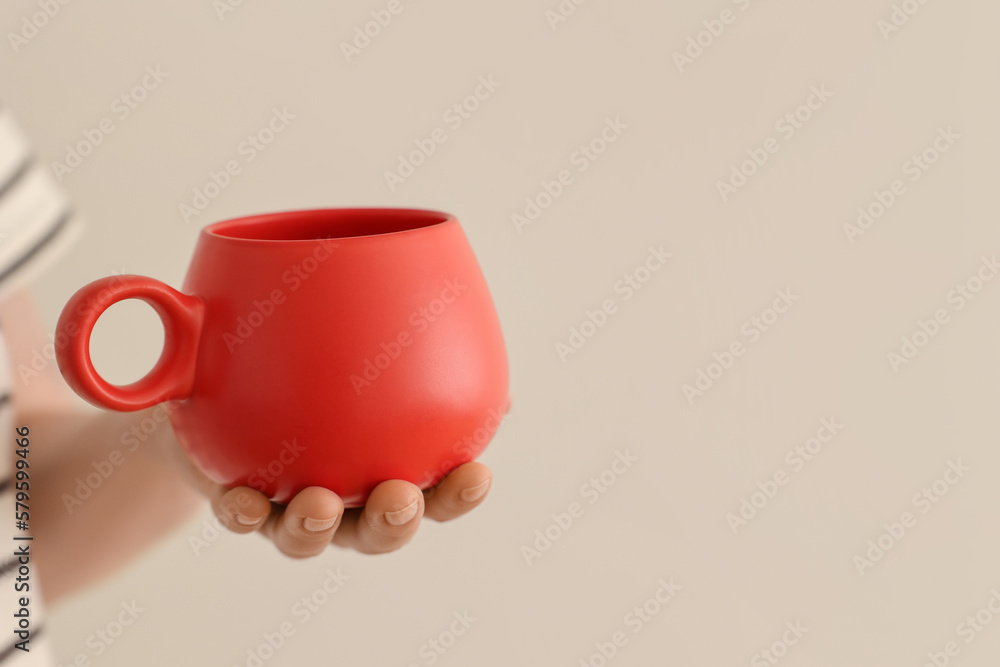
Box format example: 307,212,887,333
384,498,420,526
234,513,261,527
303,516,339,533
459,479,491,503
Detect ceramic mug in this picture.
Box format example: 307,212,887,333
55,208,509,506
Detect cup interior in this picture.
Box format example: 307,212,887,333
206,208,452,241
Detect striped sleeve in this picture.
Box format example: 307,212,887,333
0,106,83,301
0,103,80,665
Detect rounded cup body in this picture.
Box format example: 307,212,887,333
170,209,509,506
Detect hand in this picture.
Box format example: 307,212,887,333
205,462,492,557
170,397,509,557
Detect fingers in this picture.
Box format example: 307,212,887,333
332,480,424,554
211,486,272,534
261,487,345,559
210,460,495,558
423,462,492,522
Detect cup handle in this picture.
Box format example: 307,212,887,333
55,275,204,411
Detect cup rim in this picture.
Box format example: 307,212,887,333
202,207,456,242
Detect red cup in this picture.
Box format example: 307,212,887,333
55,209,509,506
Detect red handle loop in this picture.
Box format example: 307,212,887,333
55,275,204,411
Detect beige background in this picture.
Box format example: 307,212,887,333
2,0,1000,664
